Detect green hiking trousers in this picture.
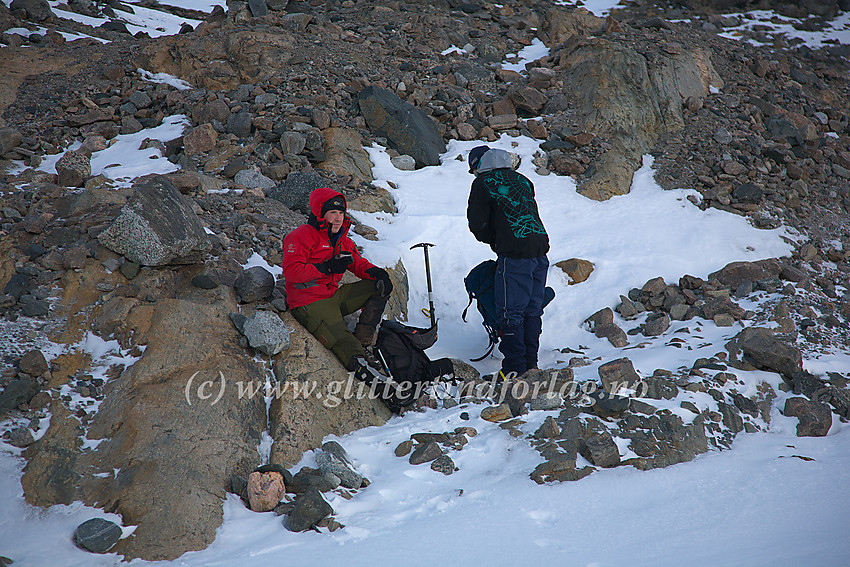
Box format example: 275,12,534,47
290,279,379,368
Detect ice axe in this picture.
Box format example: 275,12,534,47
410,242,436,327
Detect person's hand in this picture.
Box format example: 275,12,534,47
315,254,353,274
367,267,393,296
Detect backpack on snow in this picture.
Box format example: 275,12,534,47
373,320,454,412
462,259,555,362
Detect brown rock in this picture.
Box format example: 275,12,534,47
247,471,286,512
19,349,49,376
556,258,594,284
183,124,218,155
481,403,512,422
598,358,640,394
784,397,832,437
395,440,413,457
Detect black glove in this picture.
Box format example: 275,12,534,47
314,254,353,275
367,266,393,297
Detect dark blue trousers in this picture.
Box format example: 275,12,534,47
494,255,549,375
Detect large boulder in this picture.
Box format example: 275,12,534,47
22,292,268,561
10,0,52,21
555,37,721,200
98,176,212,266
268,312,391,466
355,86,446,168
725,327,802,380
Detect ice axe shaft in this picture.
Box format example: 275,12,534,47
410,242,436,327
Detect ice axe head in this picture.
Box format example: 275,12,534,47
410,242,435,251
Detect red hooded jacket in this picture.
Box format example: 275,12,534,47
282,187,377,309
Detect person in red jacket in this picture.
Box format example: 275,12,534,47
282,187,393,381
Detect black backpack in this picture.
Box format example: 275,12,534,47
374,321,454,412
462,259,555,361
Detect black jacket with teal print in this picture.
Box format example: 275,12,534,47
467,149,549,259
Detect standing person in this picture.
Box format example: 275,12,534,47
466,145,550,377
282,187,393,382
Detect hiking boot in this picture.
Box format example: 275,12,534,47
348,355,389,383
353,323,377,347
362,346,387,375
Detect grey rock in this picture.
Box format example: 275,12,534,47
234,168,275,191
390,155,416,171
18,295,49,317
642,374,678,399
280,132,307,155
285,488,333,532
643,312,670,336
248,0,269,17
8,426,35,448
534,415,560,438
617,295,639,318
732,393,759,417
316,450,362,489
355,86,446,168
229,312,247,333
242,311,291,356
128,91,152,110
430,455,455,475
74,518,122,553
733,183,763,203
227,111,253,139
191,274,219,289
98,176,212,266
119,261,140,280
267,171,326,214
530,392,563,411
3,273,33,300
56,150,92,187
234,266,275,303
718,402,744,434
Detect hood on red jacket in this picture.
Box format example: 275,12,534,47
309,187,346,220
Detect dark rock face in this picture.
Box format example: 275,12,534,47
266,171,325,215
0,376,39,417
97,176,212,266
784,397,832,437
234,266,275,303
355,86,446,168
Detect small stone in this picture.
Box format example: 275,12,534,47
74,518,123,553
409,441,443,465
713,313,735,327
247,471,286,512
395,440,414,457
390,155,416,170
8,427,34,448
480,403,513,422
530,392,563,411
430,455,455,475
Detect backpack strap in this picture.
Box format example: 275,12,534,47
461,291,474,322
